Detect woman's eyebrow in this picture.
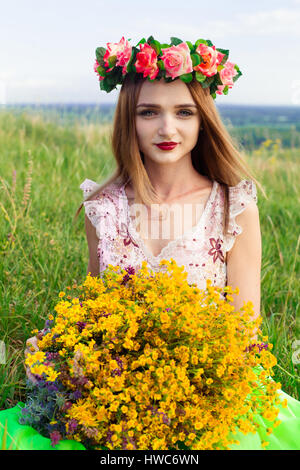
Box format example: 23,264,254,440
136,103,197,108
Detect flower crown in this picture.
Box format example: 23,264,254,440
94,36,242,99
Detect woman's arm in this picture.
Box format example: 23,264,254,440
85,213,100,277
226,201,262,341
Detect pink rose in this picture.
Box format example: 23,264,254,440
94,59,105,81
216,61,238,95
194,43,225,77
216,84,225,95
160,42,193,79
103,36,132,74
135,43,159,80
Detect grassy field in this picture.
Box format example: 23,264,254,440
0,110,299,410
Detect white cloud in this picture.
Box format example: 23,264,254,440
8,78,58,89
236,8,300,36
138,7,300,41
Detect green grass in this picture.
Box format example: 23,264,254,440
0,110,299,410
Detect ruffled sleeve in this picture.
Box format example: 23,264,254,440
79,178,102,201
79,178,118,240
224,179,258,252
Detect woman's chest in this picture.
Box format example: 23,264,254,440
127,192,211,258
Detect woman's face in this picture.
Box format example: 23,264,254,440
135,78,201,166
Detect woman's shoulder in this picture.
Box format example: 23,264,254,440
79,177,123,240
228,178,257,205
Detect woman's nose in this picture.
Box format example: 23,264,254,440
157,114,176,136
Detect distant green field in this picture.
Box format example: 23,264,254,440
0,109,299,410
2,103,300,150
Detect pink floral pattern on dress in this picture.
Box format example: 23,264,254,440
80,176,257,294
118,221,139,248
208,237,225,263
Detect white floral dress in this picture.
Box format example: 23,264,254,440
80,176,258,293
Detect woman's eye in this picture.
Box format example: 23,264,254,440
140,110,155,116
179,110,193,117
138,109,193,117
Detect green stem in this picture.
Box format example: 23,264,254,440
275,362,300,382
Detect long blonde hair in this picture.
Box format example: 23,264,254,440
74,74,263,235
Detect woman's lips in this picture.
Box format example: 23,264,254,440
155,143,178,150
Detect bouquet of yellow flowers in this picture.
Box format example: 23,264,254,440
22,259,284,450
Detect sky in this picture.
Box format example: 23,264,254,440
1,0,300,106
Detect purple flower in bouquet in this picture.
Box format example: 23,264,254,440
121,265,135,284
68,418,78,434
245,342,269,353
50,430,62,447
76,321,87,332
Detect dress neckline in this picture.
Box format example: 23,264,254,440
119,178,218,262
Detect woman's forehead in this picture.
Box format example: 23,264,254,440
137,79,195,105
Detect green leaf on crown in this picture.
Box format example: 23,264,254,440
150,40,161,56
201,76,215,89
216,48,229,66
105,74,116,87
210,82,216,92
100,80,105,91
158,60,165,71
95,47,107,66
215,73,224,85
126,47,138,73
179,73,193,83
191,53,201,67
223,85,229,95
233,69,242,82
209,82,220,95
100,79,114,93
147,35,155,44
170,37,183,46
195,39,208,48
132,46,139,57
155,69,165,81
115,67,123,81
136,38,146,46
186,41,194,52
206,39,213,47
160,43,171,49
108,56,117,68
126,59,133,74
97,65,106,76
216,48,229,56
233,65,242,82
195,71,207,83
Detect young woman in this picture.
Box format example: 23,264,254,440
0,37,299,450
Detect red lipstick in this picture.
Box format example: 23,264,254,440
155,142,178,150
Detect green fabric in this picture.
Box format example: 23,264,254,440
227,387,300,450
0,403,85,450
1,386,299,450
